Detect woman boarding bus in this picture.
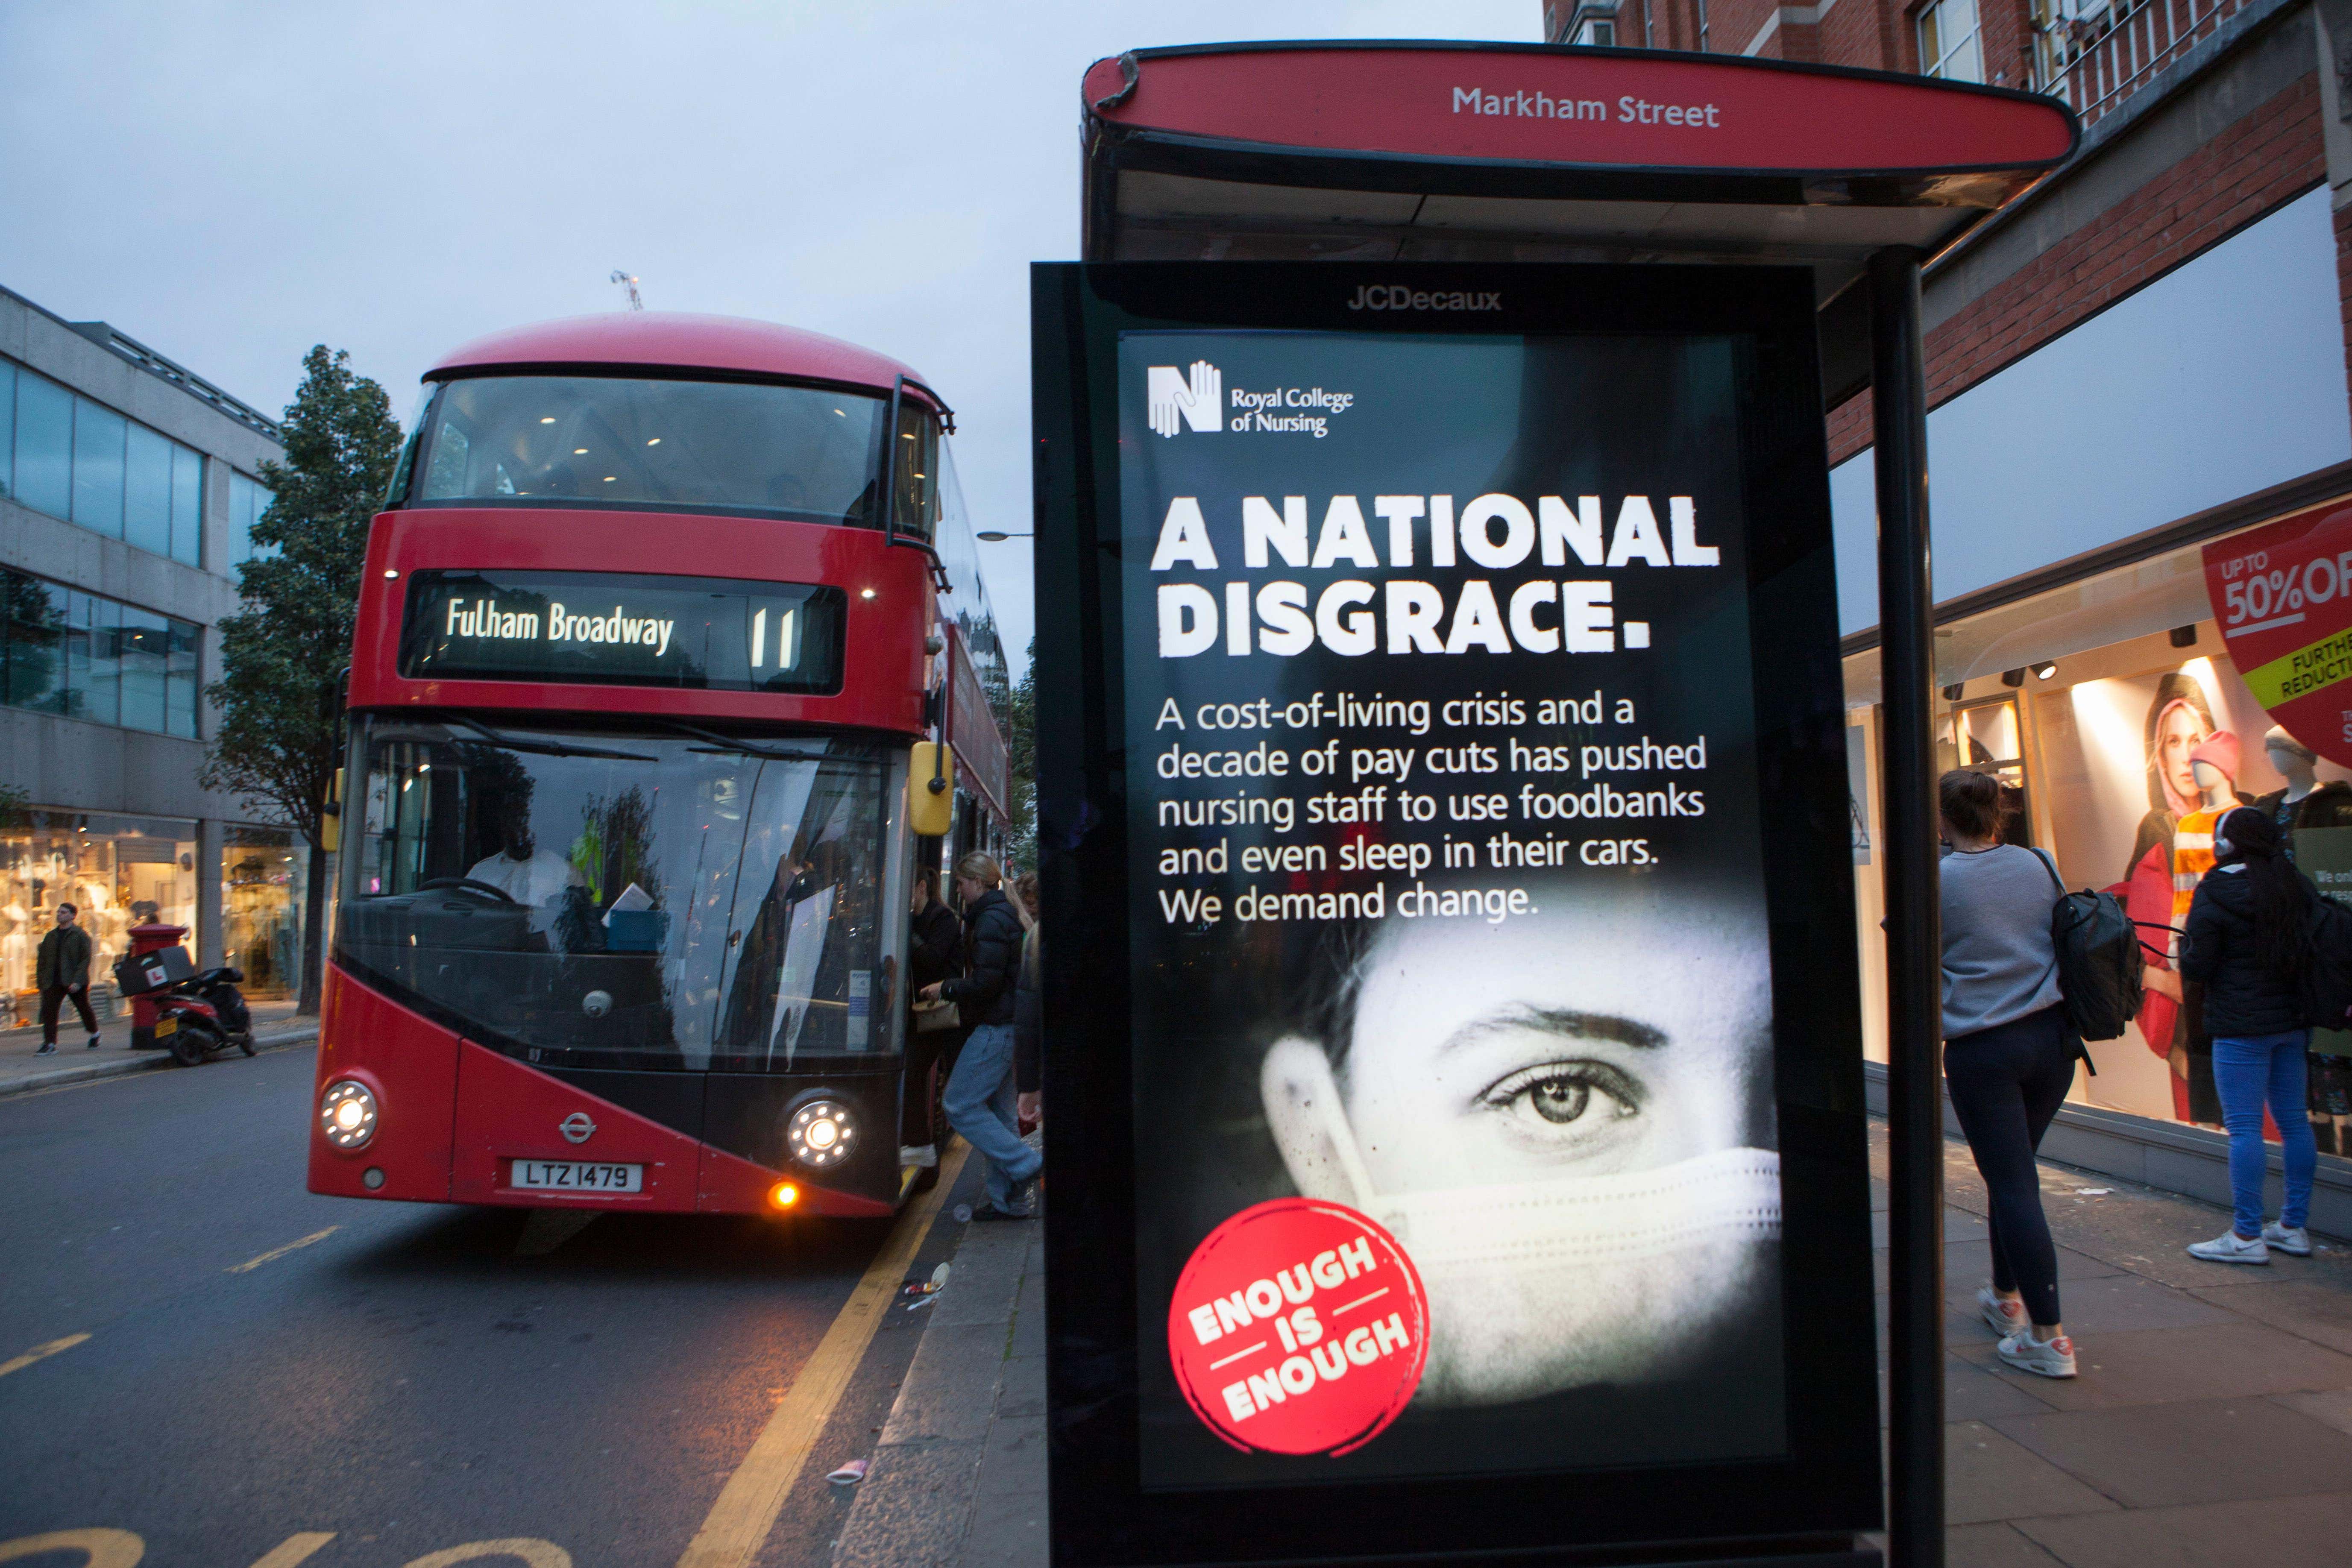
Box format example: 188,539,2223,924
308,312,1010,1217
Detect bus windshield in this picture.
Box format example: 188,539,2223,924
413,375,888,526
336,717,901,1072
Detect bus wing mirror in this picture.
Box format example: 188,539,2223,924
321,767,345,855
909,742,954,837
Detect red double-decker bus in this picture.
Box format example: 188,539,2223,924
307,312,1012,1218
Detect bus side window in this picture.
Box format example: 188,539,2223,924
892,404,937,540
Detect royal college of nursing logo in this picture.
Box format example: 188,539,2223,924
1147,360,1224,438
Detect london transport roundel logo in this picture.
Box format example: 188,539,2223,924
1167,1198,1428,1456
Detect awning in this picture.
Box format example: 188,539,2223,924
1080,42,2079,402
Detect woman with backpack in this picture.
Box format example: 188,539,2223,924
2178,806,2319,1263
1938,769,2079,1378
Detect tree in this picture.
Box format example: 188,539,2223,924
202,346,402,1015
1003,640,1036,873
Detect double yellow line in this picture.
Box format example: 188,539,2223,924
676,1144,971,1568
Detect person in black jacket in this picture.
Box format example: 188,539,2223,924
2179,806,2318,1264
900,868,965,1167
35,904,100,1055
921,853,1041,1219
1013,923,1041,1135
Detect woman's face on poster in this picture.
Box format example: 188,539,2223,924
2157,702,2210,804
1264,883,1779,1405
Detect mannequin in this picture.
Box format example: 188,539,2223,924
2169,733,2248,1128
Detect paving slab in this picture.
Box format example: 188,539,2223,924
1945,1356,2062,1423
1950,1319,2352,1410
2269,1386,2352,1439
2186,1279,2352,1355
1944,1421,2118,1526
831,1440,986,1568
1945,1521,2066,1568
2012,1489,2352,1568
1989,1395,2352,1509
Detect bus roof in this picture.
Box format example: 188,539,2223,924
427,311,940,403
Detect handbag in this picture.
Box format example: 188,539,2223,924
913,997,961,1034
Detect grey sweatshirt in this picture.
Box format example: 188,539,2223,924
1939,844,2064,1039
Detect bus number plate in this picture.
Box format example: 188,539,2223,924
511,1160,643,1193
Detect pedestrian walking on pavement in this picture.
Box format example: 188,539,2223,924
900,867,966,1170
922,853,1040,1220
2180,804,2320,1265
35,903,101,1055
1938,769,2080,1378
1014,918,1041,1139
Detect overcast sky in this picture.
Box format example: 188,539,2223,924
0,1,1540,670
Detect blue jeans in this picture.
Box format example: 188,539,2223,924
944,1023,1041,1209
2211,1030,2316,1237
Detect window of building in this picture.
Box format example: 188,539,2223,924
0,567,199,738
1918,0,1985,82
223,825,309,999
0,811,197,1026
226,469,276,569
0,357,211,568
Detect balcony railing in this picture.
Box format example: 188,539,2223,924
2033,0,2250,129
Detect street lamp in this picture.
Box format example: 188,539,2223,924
976,530,1032,542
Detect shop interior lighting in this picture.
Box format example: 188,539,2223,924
1940,683,1965,701
2170,624,2199,648
2000,668,2026,688
540,417,555,424
2031,661,2059,680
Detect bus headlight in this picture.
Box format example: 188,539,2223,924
788,1100,856,1169
320,1080,379,1150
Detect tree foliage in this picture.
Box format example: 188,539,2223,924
201,346,402,1011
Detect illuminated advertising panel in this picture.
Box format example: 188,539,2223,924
1033,262,1880,1566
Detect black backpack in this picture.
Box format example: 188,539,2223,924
2300,889,2352,1033
2031,850,2143,1044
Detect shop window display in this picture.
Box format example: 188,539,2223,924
0,811,196,1027
1855,627,2352,1158
222,826,307,999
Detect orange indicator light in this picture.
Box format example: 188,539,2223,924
769,1182,800,1209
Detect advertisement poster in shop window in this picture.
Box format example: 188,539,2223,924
1034,264,1880,1560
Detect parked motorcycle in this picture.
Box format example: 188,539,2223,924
114,945,254,1067
150,967,255,1066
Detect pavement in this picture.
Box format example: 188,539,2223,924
827,1123,2352,1568
0,995,312,1096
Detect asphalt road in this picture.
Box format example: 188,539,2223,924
0,1046,975,1568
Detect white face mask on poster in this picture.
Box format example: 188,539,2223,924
1261,1036,1782,1407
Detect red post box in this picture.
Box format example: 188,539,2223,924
125,923,191,1051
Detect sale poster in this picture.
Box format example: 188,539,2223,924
2203,501,2352,768
1116,329,1789,1486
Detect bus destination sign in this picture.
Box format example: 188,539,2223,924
398,569,845,693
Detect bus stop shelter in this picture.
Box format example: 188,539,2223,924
1073,41,2079,1568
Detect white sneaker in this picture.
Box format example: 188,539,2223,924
2188,1229,2270,1265
1997,1331,2077,1379
2261,1222,2313,1257
899,1144,938,1169
1977,1286,2030,1340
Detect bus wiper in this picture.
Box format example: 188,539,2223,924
653,720,804,762
446,715,658,762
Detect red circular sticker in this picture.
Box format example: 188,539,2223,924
1167,1198,1428,1456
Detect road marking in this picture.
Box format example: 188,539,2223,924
0,1332,90,1379
676,1145,972,1568
251,1534,337,1568
0,1528,143,1565
403,1541,571,1568
227,1226,340,1273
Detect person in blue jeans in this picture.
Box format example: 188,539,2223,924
2179,806,2318,1263
922,853,1041,1220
